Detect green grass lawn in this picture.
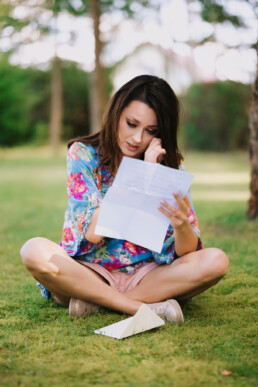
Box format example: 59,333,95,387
0,145,257,386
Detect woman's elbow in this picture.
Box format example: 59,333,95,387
85,230,103,244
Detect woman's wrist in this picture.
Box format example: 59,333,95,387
85,207,104,244
173,218,190,232
174,222,198,257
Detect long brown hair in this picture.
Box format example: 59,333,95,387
68,75,183,174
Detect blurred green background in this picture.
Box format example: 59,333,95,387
0,56,252,151
0,0,256,152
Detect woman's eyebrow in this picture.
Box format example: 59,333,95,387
126,116,158,128
147,124,159,129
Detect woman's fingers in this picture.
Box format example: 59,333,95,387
159,193,191,226
145,138,166,163
150,137,162,147
160,201,178,216
181,194,191,208
157,149,166,163
173,193,191,216
159,202,187,226
184,195,191,206
158,204,177,221
147,138,161,151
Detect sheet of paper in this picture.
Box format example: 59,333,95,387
95,157,194,253
94,304,165,339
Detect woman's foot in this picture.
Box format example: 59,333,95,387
69,298,184,324
69,298,102,317
147,299,184,324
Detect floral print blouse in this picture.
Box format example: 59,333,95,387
60,142,203,273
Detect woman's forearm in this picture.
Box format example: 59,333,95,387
84,207,104,244
174,221,198,257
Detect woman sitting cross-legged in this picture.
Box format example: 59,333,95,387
20,75,229,324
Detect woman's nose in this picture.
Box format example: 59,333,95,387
132,129,143,143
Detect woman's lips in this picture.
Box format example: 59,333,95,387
126,142,139,151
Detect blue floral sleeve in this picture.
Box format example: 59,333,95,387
60,142,102,256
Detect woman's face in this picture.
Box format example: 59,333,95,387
118,100,158,159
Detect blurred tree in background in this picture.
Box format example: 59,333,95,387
0,0,156,147
193,0,257,219
181,81,251,151
0,0,64,151
25,65,50,145
87,0,158,133
247,44,258,219
0,58,91,146
62,62,90,141
0,56,32,146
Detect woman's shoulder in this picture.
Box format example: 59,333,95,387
68,141,99,162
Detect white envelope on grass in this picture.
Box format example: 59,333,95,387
94,304,165,339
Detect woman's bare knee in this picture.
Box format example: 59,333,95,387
201,248,229,283
210,248,229,278
20,237,59,276
20,237,42,266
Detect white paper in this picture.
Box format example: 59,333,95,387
95,157,194,253
94,304,165,339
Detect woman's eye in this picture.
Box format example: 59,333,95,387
127,121,137,128
146,129,157,135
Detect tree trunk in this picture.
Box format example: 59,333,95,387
247,43,258,219
50,56,63,154
89,0,106,133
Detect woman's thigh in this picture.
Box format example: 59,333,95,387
126,248,229,302
20,237,110,306
141,247,228,283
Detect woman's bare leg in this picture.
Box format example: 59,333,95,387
126,248,229,302
21,239,228,314
20,237,141,315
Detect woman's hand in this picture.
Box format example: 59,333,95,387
158,193,198,256
144,138,166,163
158,193,191,230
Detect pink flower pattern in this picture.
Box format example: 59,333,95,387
67,172,88,199
122,241,148,256
62,227,74,244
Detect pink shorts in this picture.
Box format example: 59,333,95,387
78,261,160,293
